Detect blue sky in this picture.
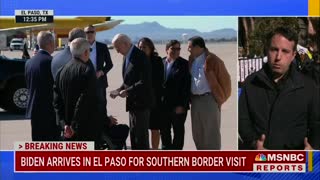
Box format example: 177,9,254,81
113,16,237,32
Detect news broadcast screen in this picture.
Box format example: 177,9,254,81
0,0,319,179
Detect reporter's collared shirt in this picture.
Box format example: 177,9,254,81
89,41,97,71
191,52,211,95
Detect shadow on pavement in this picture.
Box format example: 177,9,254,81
0,111,27,121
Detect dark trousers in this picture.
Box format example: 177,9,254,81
64,122,101,150
98,124,130,150
107,124,130,149
31,117,60,141
129,109,150,150
160,109,187,150
97,80,107,115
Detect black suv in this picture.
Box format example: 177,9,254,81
0,55,28,113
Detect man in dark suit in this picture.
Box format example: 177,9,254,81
110,34,153,150
84,25,113,115
25,31,60,141
161,40,191,150
51,28,86,80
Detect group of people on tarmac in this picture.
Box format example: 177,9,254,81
25,25,231,150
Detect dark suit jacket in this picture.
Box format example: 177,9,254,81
162,57,191,110
25,50,57,128
120,46,154,111
96,41,113,88
53,58,104,138
51,47,72,81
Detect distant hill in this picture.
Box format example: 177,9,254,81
96,21,236,43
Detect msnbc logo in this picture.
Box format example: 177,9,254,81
255,153,267,161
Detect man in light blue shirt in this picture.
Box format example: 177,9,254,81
188,36,231,150
191,52,211,95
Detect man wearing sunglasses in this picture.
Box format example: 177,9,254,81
84,25,113,120
160,40,191,150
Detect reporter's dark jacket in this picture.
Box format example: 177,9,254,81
239,63,320,150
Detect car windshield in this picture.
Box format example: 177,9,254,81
12,40,23,43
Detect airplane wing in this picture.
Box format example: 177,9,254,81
93,19,124,29
0,24,54,32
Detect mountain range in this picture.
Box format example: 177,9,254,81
96,21,236,43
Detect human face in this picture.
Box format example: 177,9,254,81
84,27,96,44
267,34,296,77
113,41,129,56
187,41,202,58
166,43,181,60
138,41,152,57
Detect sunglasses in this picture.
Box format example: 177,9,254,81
85,31,95,34
170,47,181,51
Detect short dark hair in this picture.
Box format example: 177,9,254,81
266,27,298,51
68,28,86,42
166,39,180,50
188,36,206,48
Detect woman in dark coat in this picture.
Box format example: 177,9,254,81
138,37,164,150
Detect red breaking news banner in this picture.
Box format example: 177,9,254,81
15,151,306,172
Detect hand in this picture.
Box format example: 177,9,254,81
119,90,128,98
96,70,104,78
175,106,185,114
110,90,119,99
109,115,118,127
256,134,267,150
304,137,314,150
64,125,74,138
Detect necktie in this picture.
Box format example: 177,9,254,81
125,57,130,71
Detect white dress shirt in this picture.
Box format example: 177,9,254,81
89,41,97,71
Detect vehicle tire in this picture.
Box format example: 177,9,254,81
0,90,4,109
2,80,28,113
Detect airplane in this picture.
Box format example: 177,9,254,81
0,16,123,48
